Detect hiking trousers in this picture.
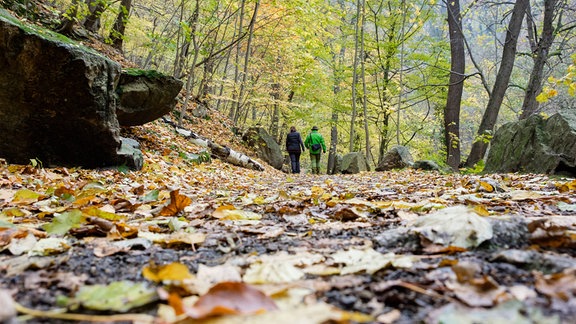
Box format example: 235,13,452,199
289,152,302,173
310,153,321,174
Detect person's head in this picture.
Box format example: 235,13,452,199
290,126,296,132
312,126,319,131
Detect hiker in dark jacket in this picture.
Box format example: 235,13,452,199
304,126,326,174
285,126,305,173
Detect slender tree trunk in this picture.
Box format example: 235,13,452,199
108,0,133,51
229,0,246,121
359,0,370,167
173,0,187,78
519,0,557,119
234,0,259,124
349,0,362,153
445,0,465,171
370,3,394,167
465,0,528,167
328,47,345,175
57,0,81,35
178,0,200,127
83,0,106,33
270,82,280,142
215,6,236,112
396,0,407,145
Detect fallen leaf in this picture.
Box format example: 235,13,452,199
193,264,242,294
243,261,305,284
12,189,44,204
42,209,86,235
142,262,195,282
535,269,576,301
159,189,192,216
69,281,157,312
213,205,262,220
185,282,278,319
412,206,493,249
330,248,413,275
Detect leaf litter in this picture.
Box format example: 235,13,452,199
1,113,576,323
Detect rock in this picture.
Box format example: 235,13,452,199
373,227,421,253
116,137,144,170
412,160,441,171
485,111,576,175
492,249,576,273
375,145,414,171
340,152,369,174
241,127,283,170
116,69,183,126
486,216,529,249
0,10,141,169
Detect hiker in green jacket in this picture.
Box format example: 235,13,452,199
304,126,326,174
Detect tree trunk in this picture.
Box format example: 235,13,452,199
327,47,346,175
229,0,246,121
172,123,264,171
108,0,133,51
178,0,200,127
369,3,394,167
519,0,557,119
270,82,280,142
465,0,528,167
396,0,407,145
83,0,106,33
57,0,81,36
234,0,259,124
359,0,370,167
173,0,188,79
445,0,465,171
349,0,361,153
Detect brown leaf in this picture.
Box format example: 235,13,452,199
159,189,192,216
185,282,278,319
535,269,576,301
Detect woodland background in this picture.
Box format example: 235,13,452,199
7,0,576,171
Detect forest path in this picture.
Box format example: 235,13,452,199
1,158,575,323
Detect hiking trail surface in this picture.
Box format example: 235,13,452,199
1,112,576,323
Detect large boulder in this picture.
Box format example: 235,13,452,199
0,9,142,168
375,145,414,171
340,152,369,174
412,160,441,171
485,111,576,175
242,127,283,170
116,69,183,126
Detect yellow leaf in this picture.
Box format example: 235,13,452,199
473,205,490,216
83,206,124,221
142,262,194,282
212,205,261,220
536,92,548,103
12,189,43,204
479,181,494,193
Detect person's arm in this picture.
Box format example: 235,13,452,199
304,134,310,149
321,136,327,153
299,134,305,151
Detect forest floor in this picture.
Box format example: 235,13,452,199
1,110,576,324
